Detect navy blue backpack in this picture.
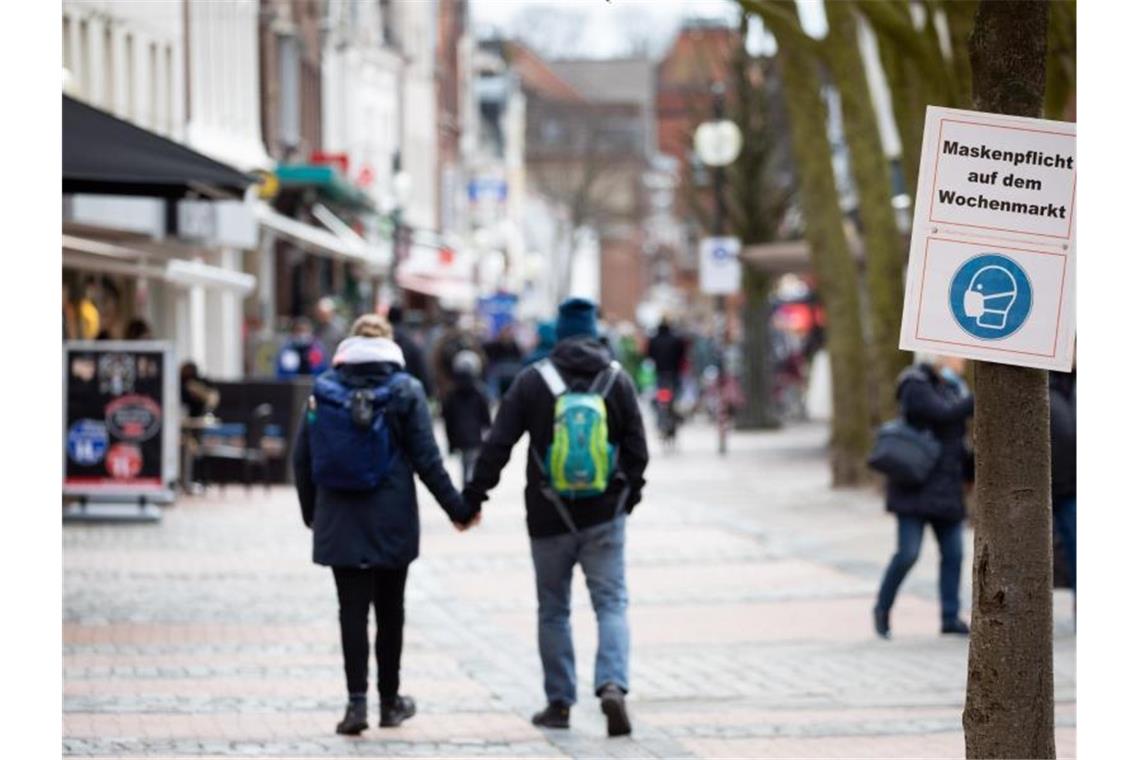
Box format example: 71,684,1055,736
308,371,406,491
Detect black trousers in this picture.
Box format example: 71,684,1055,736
332,565,409,702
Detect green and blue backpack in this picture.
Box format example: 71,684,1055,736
531,358,622,501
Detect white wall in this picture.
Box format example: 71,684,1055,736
62,0,185,140
185,0,271,171
396,0,439,232
322,43,402,210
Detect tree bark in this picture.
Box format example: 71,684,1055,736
962,3,1055,758
765,0,871,484
737,266,779,429
824,1,910,424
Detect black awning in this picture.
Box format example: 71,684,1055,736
63,95,254,199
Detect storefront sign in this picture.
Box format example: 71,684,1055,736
64,341,177,499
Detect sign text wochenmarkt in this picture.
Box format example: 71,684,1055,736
899,106,1076,371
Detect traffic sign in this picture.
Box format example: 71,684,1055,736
899,106,1075,371
699,236,742,295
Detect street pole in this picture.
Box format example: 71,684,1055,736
388,153,408,310
389,207,403,309
961,3,1055,758
712,83,729,456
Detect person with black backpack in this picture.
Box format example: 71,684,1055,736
461,298,649,737
873,354,974,640
293,314,479,736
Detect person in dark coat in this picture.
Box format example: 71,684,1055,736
523,320,557,366
647,319,686,392
874,355,974,639
1049,367,1076,598
462,297,649,736
277,318,329,379
441,350,492,484
293,314,478,736
387,306,433,399
430,320,486,404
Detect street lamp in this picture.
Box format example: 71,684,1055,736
693,82,742,454
388,156,412,308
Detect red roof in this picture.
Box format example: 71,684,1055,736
503,41,585,102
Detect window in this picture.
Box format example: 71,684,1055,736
124,34,135,121
164,46,173,135
78,20,90,96
148,42,158,129
103,25,115,111
277,34,301,149
62,17,72,72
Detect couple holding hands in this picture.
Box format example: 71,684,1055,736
294,298,649,738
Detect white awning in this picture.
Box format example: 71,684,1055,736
255,203,389,269
396,271,478,310
62,235,256,295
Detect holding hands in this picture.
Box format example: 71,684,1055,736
452,511,482,532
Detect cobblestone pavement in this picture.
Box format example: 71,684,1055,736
64,421,1076,758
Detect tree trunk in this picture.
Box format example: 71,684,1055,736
944,0,979,107
824,0,910,424
737,266,779,429
877,36,924,201
769,0,871,484
962,3,1055,758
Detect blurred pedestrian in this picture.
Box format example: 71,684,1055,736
276,317,329,379
179,361,219,418
874,355,974,639
431,316,485,402
461,297,649,736
647,319,686,395
524,320,557,366
1049,365,1077,602
293,314,479,736
314,297,347,355
125,318,153,340
483,324,524,400
387,306,433,399
441,349,491,484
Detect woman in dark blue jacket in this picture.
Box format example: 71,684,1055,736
873,356,974,639
294,315,477,735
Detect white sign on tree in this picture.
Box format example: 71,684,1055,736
699,236,742,295
899,106,1076,371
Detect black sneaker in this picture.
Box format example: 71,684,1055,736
598,684,631,737
531,702,571,729
335,700,368,735
873,607,891,640
380,695,416,727
941,618,970,635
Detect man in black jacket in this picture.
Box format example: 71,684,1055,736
1050,367,1076,597
462,298,648,737
387,306,433,399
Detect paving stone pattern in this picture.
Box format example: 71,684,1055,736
65,422,1075,758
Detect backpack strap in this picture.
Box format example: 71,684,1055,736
589,359,623,397
535,359,567,397
528,447,579,535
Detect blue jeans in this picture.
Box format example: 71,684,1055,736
529,516,629,706
876,515,964,624
1054,495,1076,593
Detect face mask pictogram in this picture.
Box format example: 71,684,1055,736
962,265,1018,330
948,253,1033,342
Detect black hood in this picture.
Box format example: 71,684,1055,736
549,337,611,375
896,363,937,399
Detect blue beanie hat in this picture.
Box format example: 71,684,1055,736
555,298,598,341
537,320,557,348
